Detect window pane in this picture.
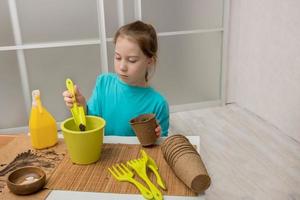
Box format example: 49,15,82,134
107,41,115,72
142,0,223,32
104,0,119,38
0,0,15,46
0,51,28,128
16,0,99,43
25,45,101,122
152,32,222,105
104,0,136,38
123,0,135,24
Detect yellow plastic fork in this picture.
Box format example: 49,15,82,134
127,159,163,200
108,163,153,200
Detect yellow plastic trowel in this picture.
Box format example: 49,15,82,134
140,150,167,190
66,78,86,131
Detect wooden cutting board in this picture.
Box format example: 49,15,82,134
46,143,197,196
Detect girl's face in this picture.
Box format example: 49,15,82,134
114,36,153,87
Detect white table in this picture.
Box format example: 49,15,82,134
46,136,205,200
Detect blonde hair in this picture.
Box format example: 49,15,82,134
114,20,158,81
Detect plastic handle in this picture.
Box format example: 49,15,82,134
66,79,78,108
139,171,163,200
149,165,166,190
127,177,154,200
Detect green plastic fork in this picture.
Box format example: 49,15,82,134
108,163,153,200
127,159,163,200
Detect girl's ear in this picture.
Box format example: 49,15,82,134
147,57,154,67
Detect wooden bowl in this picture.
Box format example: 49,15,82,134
6,166,46,195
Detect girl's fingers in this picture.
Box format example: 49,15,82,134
155,125,161,132
63,90,74,109
155,130,161,137
66,103,73,108
155,125,161,137
64,96,73,103
63,90,72,98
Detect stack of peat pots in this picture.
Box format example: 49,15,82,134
161,134,211,193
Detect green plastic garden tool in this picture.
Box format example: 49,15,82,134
140,150,167,190
66,78,86,131
108,163,153,200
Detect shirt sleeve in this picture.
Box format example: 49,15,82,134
87,75,103,117
156,100,169,137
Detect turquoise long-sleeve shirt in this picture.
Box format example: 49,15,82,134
87,73,169,136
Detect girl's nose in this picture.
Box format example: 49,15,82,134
120,62,127,71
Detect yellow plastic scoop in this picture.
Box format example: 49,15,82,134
66,78,86,131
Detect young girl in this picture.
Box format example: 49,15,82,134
63,21,169,137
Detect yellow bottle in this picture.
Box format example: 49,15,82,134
29,90,58,149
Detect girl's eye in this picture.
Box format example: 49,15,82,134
129,59,137,63
115,57,121,60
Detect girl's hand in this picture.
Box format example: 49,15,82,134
62,85,86,109
155,125,162,137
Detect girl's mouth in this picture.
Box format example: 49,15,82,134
119,74,128,78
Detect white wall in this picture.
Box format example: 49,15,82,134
227,0,300,141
